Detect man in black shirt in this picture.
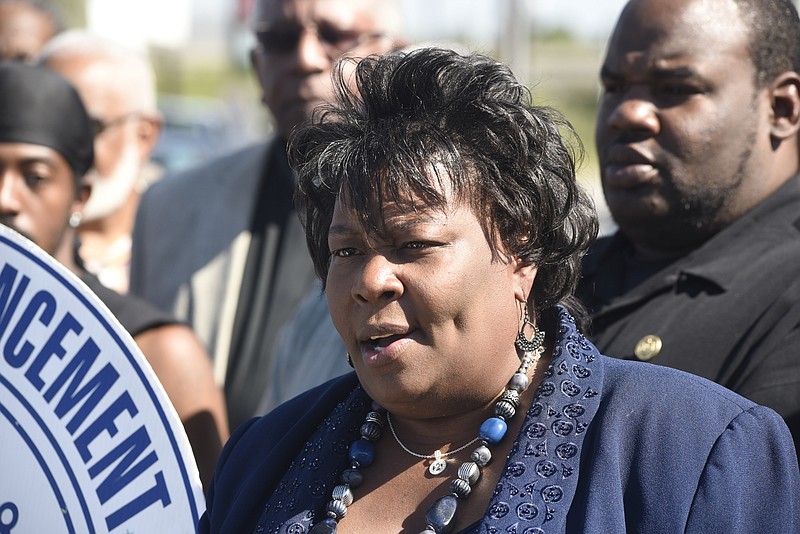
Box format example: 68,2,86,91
579,0,800,449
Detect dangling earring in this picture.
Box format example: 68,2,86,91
515,301,545,355
346,352,354,368
68,212,83,228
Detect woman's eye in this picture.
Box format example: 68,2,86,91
331,247,358,258
401,241,441,252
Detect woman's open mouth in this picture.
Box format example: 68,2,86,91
358,330,418,365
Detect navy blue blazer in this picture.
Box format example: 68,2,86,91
200,310,800,533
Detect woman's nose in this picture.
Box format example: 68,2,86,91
352,253,404,304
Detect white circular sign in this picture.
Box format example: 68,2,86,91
0,225,204,533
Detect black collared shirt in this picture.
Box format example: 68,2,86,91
577,176,800,449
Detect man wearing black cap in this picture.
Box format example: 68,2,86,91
0,62,228,489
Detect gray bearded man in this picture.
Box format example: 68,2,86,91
39,31,164,294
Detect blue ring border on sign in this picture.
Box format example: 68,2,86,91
0,233,200,529
0,375,83,533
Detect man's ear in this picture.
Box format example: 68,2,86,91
249,46,259,77
250,47,269,107
136,114,164,159
769,71,800,140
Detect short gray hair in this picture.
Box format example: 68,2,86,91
37,30,158,114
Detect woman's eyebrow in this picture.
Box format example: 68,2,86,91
329,213,443,237
328,224,358,238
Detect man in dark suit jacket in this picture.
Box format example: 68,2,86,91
130,0,404,429
577,0,800,450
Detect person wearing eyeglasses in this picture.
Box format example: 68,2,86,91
39,30,164,295
129,0,406,430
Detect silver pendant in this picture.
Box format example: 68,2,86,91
428,450,447,475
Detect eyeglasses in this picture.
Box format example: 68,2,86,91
255,24,385,58
90,112,142,137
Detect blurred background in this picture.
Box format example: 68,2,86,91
49,0,645,232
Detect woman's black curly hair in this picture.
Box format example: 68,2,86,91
289,47,598,331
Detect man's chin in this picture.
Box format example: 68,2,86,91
274,101,326,138
82,160,140,221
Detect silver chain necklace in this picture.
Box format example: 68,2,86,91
386,412,481,475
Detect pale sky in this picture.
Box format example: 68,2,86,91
403,0,630,47
532,0,629,39
86,0,800,54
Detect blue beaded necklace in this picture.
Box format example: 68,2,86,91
310,333,544,533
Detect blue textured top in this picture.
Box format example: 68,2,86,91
200,308,800,533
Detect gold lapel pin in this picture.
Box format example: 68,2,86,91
634,335,663,361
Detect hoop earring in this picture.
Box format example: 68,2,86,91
346,352,354,368
515,302,545,355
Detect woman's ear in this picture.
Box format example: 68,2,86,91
72,182,91,213
512,260,538,303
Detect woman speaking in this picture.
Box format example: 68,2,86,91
199,49,799,533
